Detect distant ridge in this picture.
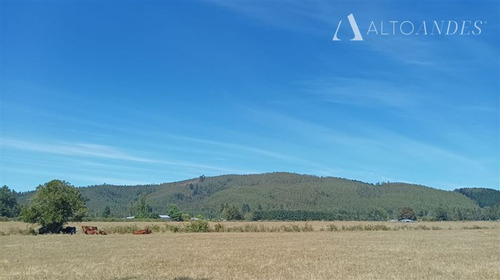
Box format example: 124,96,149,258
15,172,500,220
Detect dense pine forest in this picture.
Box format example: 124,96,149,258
7,173,500,221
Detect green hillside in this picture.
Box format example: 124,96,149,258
455,188,500,208
15,173,499,221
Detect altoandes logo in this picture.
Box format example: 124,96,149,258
333,13,486,41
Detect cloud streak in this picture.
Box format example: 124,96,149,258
246,107,489,186
1,138,155,163
170,134,333,172
300,77,420,109
0,138,252,175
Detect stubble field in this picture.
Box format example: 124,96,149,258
0,221,499,280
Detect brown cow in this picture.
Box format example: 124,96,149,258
133,228,152,235
83,228,107,235
82,226,99,235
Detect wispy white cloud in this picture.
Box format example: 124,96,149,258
370,128,483,169
300,77,419,109
1,138,155,163
170,134,333,172
0,137,253,175
246,107,372,148
204,0,331,32
171,135,296,161
246,107,488,184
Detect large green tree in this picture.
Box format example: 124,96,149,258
135,193,158,219
222,205,242,220
20,180,86,233
166,203,183,221
0,185,20,218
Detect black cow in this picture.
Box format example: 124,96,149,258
38,225,62,234
61,226,77,234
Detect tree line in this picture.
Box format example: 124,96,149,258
217,204,499,221
1,178,499,233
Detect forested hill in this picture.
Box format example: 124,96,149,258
454,188,500,208
15,173,500,221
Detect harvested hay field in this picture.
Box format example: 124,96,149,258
0,221,499,279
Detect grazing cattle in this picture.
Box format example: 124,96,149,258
82,226,98,235
81,226,107,235
61,226,77,234
133,228,152,235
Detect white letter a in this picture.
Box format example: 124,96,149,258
347,14,363,41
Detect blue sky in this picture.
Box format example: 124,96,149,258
1,0,498,192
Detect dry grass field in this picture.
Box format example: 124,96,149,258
0,221,499,280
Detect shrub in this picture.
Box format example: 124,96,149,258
342,225,363,231
186,220,210,232
463,225,488,230
150,224,161,232
104,225,139,234
364,224,391,231
182,213,191,221
213,223,225,232
327,224,339,231
415,225,431,230
243,212,254,221
167,224,181,233
302,223,314,232
0,226,37,236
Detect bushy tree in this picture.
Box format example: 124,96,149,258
243,212,255,221
0,185,20,218
434,207,449,221
242,203,251,214
102,205,111,218
195,214,204,220
187,220,210,232
367,208,388,221
135,194,158,219
20,180,86,233
135,194,149,218
167,203,183,221
397,207,416,220
222,205,241,220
